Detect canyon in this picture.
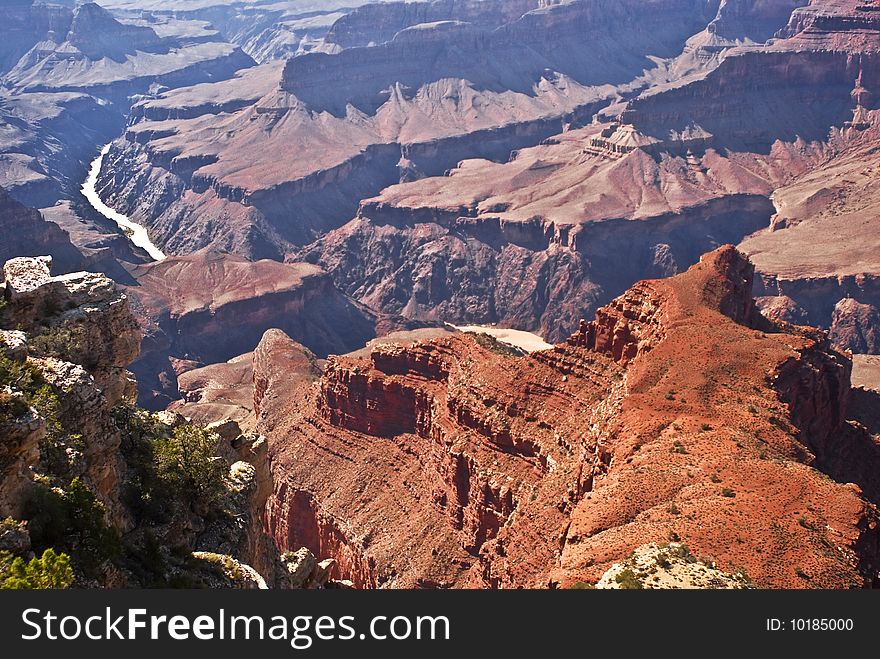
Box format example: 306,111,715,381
2,0,880,591
83,0,880,358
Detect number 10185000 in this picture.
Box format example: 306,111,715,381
767,618,854,631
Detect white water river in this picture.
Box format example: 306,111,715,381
82,143,167,261
448,324,553,353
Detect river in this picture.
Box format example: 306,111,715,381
448,324,553,353
81,143,167,261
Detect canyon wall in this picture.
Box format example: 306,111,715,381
258,247,880,589
308,193,773,343
0,187,84,273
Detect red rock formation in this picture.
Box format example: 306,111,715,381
259,246,880,589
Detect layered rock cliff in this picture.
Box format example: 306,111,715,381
257,246,880,589
290,0,880,348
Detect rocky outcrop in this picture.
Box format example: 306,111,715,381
0,404,43,521
170,353,256,431
1,256,140,526
595,542,753,589
65,3,162,61
569,245,758,363
1,255,337,589
259,247,880,589
830,298,880,353
756,295,810,326
754,274,880,355
3,256,141,404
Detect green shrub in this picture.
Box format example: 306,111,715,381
28,384,78,474
30,325,93,368
0,353,44,394
27,477,120,574
121,530,169,588
154,425,226,508
114,406,227,520
114,405,174,521
568,581,596,590
0,355,70,455
670,544,696,563
722,488,736,498
0,548,74,589
0,390,30,421
614,568,643,590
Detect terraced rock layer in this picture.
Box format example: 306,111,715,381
258,247,880,589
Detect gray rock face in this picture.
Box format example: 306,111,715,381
65,3,162,61
0,330,28,363
1,255,141,526
0,409,44,521
2,256,141,404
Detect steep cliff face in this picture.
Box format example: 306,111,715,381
831,297,880,353
754,273,880,354
324,0,544,50
283,0,714,115
0,187,83,273
259,246,880,589
3,3,255,96
1,256,140,526
258,325,622,588
308,181,772,343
